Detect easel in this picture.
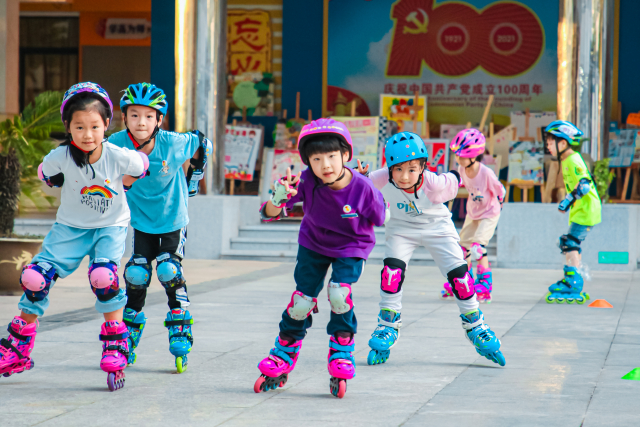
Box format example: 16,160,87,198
505,108,543,202
227,104,256,195
612,164,640,203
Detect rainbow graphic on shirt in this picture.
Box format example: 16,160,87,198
80,185,114,214
81,185,113,198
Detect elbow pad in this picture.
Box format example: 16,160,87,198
38,163,64,188
190,130,212,170
558,179,590,212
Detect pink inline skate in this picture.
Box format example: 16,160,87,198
254,336,302,393
0,316,38,378
328,334,355,399
99,320,129,391
475,265,493,303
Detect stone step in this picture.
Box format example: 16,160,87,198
229,236,497,254
221,248,497,266
13,218,55,237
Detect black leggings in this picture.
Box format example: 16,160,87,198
125,228,190,312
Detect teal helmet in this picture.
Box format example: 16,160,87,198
120,83,168,116
385,131,428,167
544,120,583,146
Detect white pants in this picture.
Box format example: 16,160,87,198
380,218,479,314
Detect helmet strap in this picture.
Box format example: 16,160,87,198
555,139,570,163
318,165,346,188
124,116,160,151
465,158,477,169
388,163,425,198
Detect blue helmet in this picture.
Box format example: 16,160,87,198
385,132,428,168
544,120,583,146
120,83,168,116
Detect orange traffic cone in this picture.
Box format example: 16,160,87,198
588,299,613,308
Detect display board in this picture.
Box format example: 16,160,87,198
331,116,387,170
326,0,559,126
378,95,427,135
224,125,263,181
424,139,449,174
608,129,637,168
507,140,544,183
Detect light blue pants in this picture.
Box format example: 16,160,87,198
19,223,128,316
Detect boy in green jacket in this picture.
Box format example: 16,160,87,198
544,120,601,304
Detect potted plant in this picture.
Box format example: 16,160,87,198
593,158,615,203
0,91,64,293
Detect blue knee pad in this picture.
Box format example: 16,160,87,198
559,234,582,254
156,253,186,290
88,259,120,301
124,255,152,290
20,262,58,302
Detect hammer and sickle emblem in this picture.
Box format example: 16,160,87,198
403,8,428,34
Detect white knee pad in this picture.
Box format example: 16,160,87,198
286,291,318,321
327,282,354,314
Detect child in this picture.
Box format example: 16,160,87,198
544,120,600,303
108,83,210,373
358,131,505,367
0,82,148,391
450,129,505,303
254,118,386,398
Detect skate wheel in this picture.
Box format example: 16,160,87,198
367,350,377,365
2,372,11,378
28,360,34,371
107,372,116,391
545,292,554,303
128,353,137,366
254,376,266,393
492,351,506,367
566,298,575,304
176,356,187,374
329,378,347,399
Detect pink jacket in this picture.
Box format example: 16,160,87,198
460,164,505,219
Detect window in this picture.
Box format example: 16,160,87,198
19,17,79,109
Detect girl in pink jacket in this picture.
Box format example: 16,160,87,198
449,129,505,303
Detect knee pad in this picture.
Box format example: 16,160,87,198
446,265,476,300
327,282,354,314
88,260,120,301
559,234,581,254
124,255,152,290
286,291,318,321
20,262,58,302
469,243,487,261
380,258,406,294
156,253,186,290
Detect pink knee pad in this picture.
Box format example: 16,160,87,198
88,261,119,296
380,258,406,294
286,291,318,321
453,272,476,299
21,268,47,292
20,262,57,301
327,282,354,314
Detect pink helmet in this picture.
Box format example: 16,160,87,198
61,82,113,123
450,128,486,158
297,118,353,165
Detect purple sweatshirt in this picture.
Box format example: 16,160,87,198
286,167,386,259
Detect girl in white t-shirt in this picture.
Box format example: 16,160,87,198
357,131,504,368
0,83,148,391
448,129,505,303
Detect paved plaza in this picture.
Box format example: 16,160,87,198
0,259,638,426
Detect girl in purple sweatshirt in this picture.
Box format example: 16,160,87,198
254,118,386,399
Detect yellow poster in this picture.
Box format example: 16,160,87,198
379,94,427,135
227,10,272,75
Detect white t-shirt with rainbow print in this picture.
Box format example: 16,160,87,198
41,142,144,229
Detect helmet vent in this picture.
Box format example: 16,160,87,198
399,136,407,141
390,156,394,161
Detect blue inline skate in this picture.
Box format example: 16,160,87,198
461,309,505,366
546,266,590,304
122,308,146,365
164,308,193,373
367,309,401,365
